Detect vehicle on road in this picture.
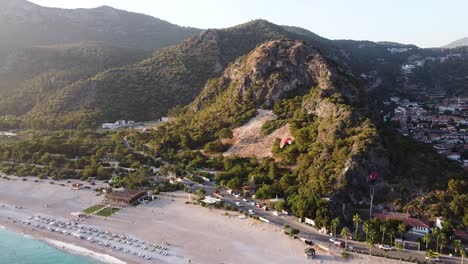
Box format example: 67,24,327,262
333,240,345,248
378,244,393,251
329,238,337,243
242,198,247,202
272,211,281,216
235,202,242,207
304,247,316,259
248,209,255,215
250,202,256,206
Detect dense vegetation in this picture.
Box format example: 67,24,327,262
0,42,149,121
9,20,345,129
128,40,467,229
0,0,201,60
0,130,161,189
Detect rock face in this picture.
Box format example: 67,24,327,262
192,40,361,112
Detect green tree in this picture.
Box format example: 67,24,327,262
398,223,406,240
341,227,351,250
353,213,361,240
395,242,403,262
273,201,285,212
452,239,462,255
363,221,370,241
331,217,340,238
367,230,377,255
380,224,387,245
255,185,272,199
438,233,447,253
217,128,233,139
422,233,432,250
433,227,441,252
196,188,206,200
226,177,242,192
461,250,466,264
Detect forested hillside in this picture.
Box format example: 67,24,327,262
0,0,201,60
140,40,466,226
24,20,343,128
0,42,149,123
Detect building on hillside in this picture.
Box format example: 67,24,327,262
103,190,146,207
373,212,431,236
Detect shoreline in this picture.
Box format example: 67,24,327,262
0,220,127,264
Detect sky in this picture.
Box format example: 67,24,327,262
28,0,467,48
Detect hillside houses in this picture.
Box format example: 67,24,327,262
387,96,468,169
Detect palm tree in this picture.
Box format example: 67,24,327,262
388,230,396,246
363,221,370,241
380,224,387,245
395,242,403,262
367,230,377,255
422,233,432,250
353,213,361,240
433,227,441,252
398,223,406,240
341,227,351,250
331,217,340,238
453,239,462,255
438,233,447,253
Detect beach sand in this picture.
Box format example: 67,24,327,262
0,177,405,264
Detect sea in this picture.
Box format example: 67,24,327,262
0,228,101,264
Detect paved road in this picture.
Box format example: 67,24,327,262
195,184,463,264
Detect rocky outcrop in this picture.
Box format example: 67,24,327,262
192,40,361,112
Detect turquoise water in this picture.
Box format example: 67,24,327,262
0,228,101,264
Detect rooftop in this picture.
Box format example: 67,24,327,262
373,213,431,228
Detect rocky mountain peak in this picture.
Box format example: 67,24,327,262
192,39,359,111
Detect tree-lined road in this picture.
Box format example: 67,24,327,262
197,184,462,264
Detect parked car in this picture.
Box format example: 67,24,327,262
242,198,247,202
248,209,255,215
329,238,337,243
304,247,316,259
250,202,256,206
379,244,393,251
333,240,345,248
235,202,242,207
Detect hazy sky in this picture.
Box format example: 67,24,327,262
28,0,466,48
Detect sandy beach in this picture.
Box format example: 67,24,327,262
0,176,406,264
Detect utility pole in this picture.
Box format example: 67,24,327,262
368,171,379,218
369,185,375,218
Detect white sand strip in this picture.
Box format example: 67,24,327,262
44,238,127,264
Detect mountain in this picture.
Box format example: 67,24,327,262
443,37,468,48
0,42,149,119
147,39,466,222
23,20,345,128
0,0,201,59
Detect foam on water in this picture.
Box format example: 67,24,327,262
0,228,102,264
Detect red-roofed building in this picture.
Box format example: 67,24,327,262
373,212,431,236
